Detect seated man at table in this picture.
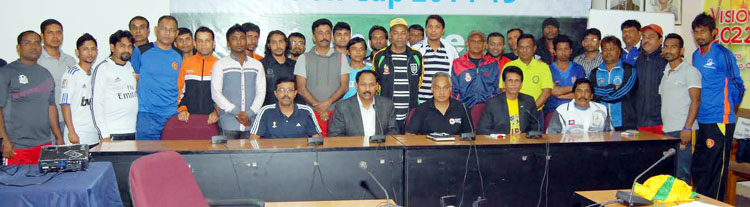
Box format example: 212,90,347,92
406,72,473,135
477,66,538,135
546,78,613,134
328,70,399,137
249,77,322,138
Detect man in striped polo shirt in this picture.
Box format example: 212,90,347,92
411,15,459,103
373,18,424,132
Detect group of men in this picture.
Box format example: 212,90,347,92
0,13,744,200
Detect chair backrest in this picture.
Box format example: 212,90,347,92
162,114,219,140
470,103,486,132
405,108,417,128
129,151,209,207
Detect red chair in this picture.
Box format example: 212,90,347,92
470,103,486,132
129,151,264,207
161,114,219,140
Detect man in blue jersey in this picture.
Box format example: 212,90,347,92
130,15,183,140
545,35,586,130
691,13,746,200
589,36,637,131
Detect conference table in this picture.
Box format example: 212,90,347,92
91,132,678,207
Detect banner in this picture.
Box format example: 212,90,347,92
171,0,590,57
704,1,750,108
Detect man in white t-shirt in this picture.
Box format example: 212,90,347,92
546,78,613,134
91,30,139,140
60,34,99,145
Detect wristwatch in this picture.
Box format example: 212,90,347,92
682,126,692,130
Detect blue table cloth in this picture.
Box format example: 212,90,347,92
0,161,123,207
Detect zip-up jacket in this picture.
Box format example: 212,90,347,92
372,45,424,109
451,54,500,108
633,47,666,127
211,54,266,131
589,60,637,129
178,54,219,114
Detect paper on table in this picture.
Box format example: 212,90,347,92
734,117,750,139
673,201,720,207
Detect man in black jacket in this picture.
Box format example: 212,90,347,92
373,17,424,132
477,66,539,135
634,24,667,134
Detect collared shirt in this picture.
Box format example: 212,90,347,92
659,60,701,132
38,48,76,121
249,103,321,138
406,99,472,135
131,42,183,115
692,41,745,124
357,94,377,138
501,59,554,109
261,55,297,105
622,44,640,65
573,53,603,76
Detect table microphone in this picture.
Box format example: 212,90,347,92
521,106,542,138
616,148,676,206
359,161,400,207
460,103,475,141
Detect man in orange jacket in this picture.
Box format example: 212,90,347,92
177,27,220,124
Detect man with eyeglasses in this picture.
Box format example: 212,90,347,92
130,15,183,140
288,32,306,61
250,77,321,139
573,28,604,76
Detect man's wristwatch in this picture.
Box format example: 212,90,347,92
682,126,692,131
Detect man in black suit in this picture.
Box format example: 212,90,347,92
328,70,399,137
477,66,539,135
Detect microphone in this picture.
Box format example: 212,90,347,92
359,161,400,207
520,106,542,139
370,105,390,143
460,103,476,141
616,148,676,206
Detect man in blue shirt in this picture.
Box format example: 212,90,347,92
690,13,746,200
250,77,322,138
545,35,586,130
589,36,637,131
130,15,183,140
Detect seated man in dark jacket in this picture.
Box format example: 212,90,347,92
477,66,539,135
407,72,473,135
328,70,400,137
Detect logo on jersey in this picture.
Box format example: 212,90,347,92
597,78,606,85
172,61,179,70
465,73,472,82
449,118,462,125
61,79,68,89
532,75,540,84
18,75,28,84
704,59,716,69
296,123,301,127
568,120,576,125
80,97,91,106
706,138,715,149
272,121,277,128
114,77,121,82
613,77,623,85
383,65,390,75
410,63,418,75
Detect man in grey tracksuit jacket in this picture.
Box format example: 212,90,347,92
211,54,266,139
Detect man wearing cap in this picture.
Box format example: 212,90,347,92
373,18,424,132
634,24,667,134
411,15,459,103
451,30,500,109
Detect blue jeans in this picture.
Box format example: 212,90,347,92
665,130,692,185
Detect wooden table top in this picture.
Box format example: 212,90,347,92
576,190,733,207
91,132,676,153
266,199,395,207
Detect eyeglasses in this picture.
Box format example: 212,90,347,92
291,41,305,45
276,88,296,93
583,38,599,42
